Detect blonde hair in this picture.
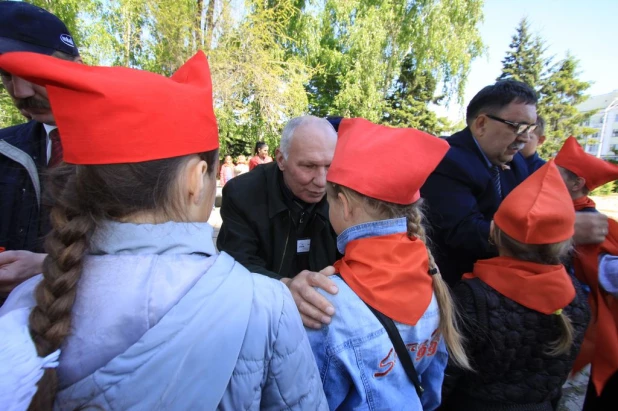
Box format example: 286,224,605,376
328,183,471,370
491,225,574,356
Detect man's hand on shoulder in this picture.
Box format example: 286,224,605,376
0,250,46,295
281,266,338,329
574,212,609,245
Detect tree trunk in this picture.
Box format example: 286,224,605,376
205,0,215,51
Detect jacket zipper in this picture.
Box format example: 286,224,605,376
277,210,291,275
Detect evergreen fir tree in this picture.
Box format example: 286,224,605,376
497,18,545,89
382,54,447,135
537,53,594,158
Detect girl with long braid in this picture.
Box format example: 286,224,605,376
305,118,470,410
0,52,325,410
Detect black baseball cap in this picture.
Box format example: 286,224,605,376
0,1,79,56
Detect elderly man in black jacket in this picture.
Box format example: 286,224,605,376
0,2,82,298
218,115,339,328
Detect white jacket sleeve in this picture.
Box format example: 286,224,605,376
260,284,328,410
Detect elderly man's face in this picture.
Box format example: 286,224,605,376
1,69,54,125
277,122,337,204
473,102,537,165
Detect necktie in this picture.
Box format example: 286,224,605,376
491,165,502,199
48,129,63,167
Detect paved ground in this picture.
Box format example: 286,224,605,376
591,195,618,220
558,366,590,411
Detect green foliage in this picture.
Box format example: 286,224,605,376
496,18,544,88
497,19,593,160
1,0,486,146
591,180,617,196
296,0,485,122
382,55,447,134
537,54,593,158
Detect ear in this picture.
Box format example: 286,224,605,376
574,177,587,192
187,158,208,206
73,56,84,64
275,148,286,171
538,135,546,145
472,114,487,137
338,192,354,221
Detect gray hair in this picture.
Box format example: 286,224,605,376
280,115,336,159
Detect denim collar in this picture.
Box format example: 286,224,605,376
90,220,216,256
337,217,407,254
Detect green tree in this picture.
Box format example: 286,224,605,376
291,0,484,121
537,54,594,158
496,17,545,89
382,54,447,135
497,20,594,161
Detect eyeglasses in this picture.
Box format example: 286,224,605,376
485,114,537,135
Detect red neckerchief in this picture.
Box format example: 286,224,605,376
573,196,597,211
463,256,575,315
334,233,433,326
572,217,618,394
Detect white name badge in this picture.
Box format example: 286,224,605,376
297,239,311,253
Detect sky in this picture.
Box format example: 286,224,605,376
433,0,618,122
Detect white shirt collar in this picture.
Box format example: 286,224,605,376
43,123,57,136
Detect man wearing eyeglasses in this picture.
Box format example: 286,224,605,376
421,80,609,286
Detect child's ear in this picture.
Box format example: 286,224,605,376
338,192,353,221
187,158,208,206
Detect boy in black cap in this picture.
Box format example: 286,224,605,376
0,1,82,301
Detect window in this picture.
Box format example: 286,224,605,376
613,130,618,137
615,113,618,122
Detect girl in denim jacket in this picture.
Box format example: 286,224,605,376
306,118,471,410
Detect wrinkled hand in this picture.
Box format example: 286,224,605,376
281,266,338,329
574,212,609,245
0,250,46,295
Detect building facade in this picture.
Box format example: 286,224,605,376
578,90,618,160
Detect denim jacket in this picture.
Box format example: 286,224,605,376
306,218,448,410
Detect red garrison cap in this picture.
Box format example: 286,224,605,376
555,136,618,190
327,118,449,204
0,51,218,164
495,161,575,244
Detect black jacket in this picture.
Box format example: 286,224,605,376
420,128,530,286
217,162,338,279
0,121,49,252
441,274,590,411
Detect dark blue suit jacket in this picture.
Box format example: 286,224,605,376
0,121,48,252
420,127,530,286
524,152,546,174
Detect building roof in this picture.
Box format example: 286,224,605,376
577,90,618,113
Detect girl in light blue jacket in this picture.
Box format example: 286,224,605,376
0,51,325,410
306,118,471,410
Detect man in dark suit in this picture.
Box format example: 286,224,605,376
421,80,609,286
218,115,340,328
0,2,82,297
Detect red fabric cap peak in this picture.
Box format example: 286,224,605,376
327,118,449,204
0,51,219,164
494,160,575,244
555,136,618,190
